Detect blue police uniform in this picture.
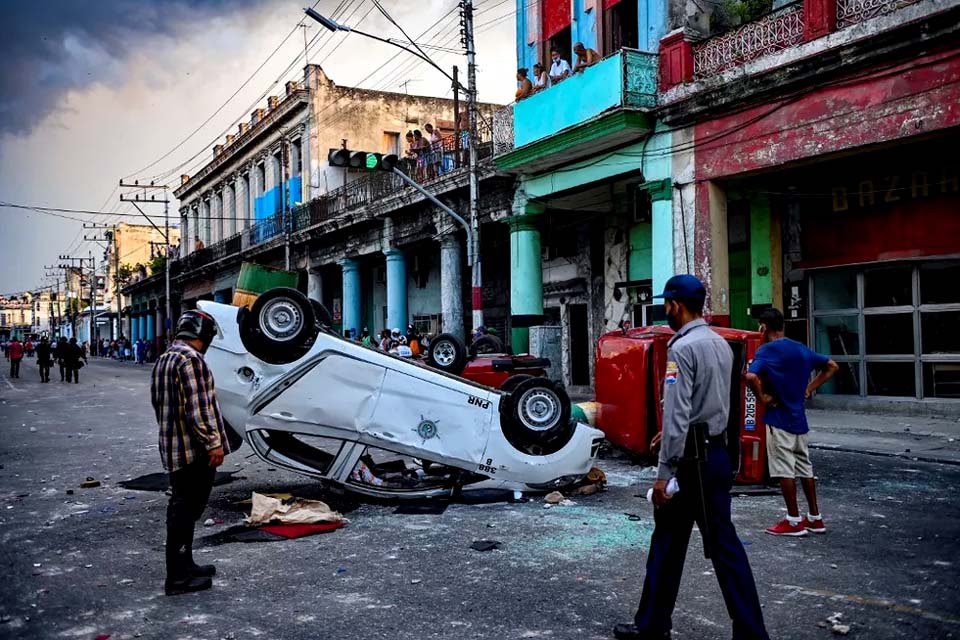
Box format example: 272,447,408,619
617,275,770,640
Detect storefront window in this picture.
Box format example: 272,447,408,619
818,362,860,396
814,316,859,356
865,362,916,397
813,269,857,310
923,363,960,399
920,262,960,305
810,260,960,399
864,313,914,355
921,311,960,354
864,265,912,308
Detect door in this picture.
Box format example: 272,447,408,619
569,304,590,386
728,203,752,330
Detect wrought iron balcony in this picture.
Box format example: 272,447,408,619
494,48,657,173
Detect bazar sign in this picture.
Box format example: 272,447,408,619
831,167,959,213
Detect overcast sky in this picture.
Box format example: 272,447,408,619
0,0,516,295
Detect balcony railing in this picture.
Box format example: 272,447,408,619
175,144,496,274
505,48,657,151
693,3,806,80
492,106,514,156
836,0,921,27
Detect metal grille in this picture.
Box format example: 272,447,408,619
693,4,806,80
492,106,515,156
622,49,658,108
836,0,920,27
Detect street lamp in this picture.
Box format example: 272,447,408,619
303,5,484,336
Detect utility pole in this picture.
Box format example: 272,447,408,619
452,66,461,169
43,266,60,337
119,181,172,349
84,222,119,340
460,0,483,333
59,255,93,342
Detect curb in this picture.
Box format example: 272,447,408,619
809,443,960,466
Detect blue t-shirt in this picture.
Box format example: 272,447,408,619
748,338,830,434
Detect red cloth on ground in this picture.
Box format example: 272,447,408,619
259,521,346,539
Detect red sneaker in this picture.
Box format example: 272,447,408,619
804,517,826,534
765,519,808,536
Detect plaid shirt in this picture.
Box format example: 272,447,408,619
151,340,231,472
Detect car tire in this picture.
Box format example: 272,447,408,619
500,376,574,455
469,334,505,357
241,287,317,365
498,373,533,393
427,333,468,374
309,298,334,328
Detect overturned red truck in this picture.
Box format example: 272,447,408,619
591,325,767,484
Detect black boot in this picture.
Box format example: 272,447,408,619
185,533,216,577
613,624,671,640
164,575,212,596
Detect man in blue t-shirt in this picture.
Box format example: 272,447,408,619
745,308,839,537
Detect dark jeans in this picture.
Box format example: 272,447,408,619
166,459,216,581
39,364,50,381
65,366,79,383
634,444,769,640
10,358,21,378
59,363,67,381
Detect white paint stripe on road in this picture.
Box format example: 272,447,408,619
0,373,19,392
773,583,960,625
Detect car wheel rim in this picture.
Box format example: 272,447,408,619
517,387,561,432
433,340,456,366
259,298,303,341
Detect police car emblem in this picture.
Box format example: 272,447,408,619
413,417,439,443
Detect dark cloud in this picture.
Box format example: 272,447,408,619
0,0,269,135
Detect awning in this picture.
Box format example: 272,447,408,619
542,0,571,40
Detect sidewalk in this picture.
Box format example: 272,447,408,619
807,409,960,465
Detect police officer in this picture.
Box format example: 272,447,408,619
614,275,770,640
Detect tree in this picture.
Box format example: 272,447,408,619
114,263,135,288
149,254,166,276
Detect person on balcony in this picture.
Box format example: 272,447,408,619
532,63,549,91
404,130,417,172
424,123,444,178
412,129,428,179
548,47,571,84
194,236,205,251
515,68,533,100
572,42,600,73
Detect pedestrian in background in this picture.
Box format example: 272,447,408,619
745,308,839,537
151,311,231,596
63,338,86,384
54,337,68,381
360,328,372,347
124,338,132,362
36,337,53,383
8,337,23,378
378,329,391,351
614,275,769,640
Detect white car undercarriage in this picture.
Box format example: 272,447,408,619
198,290,603,499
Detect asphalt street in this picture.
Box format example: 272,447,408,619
1,357,958,640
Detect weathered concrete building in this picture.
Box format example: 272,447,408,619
494,0,960,401
127,64,505,353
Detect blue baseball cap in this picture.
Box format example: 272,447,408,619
653,274,706,303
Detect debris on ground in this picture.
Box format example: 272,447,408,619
80,477,101,488
245,492,344,526
544,491,565,504
203,518,216,527
823,612,851,635
470,540,502,552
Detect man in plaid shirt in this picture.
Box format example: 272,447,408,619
151,310,232,596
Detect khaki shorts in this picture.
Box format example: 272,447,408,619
766,425,814,479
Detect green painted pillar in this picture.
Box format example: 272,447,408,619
506,202,545,353
628,222,652,282
750,197,773,307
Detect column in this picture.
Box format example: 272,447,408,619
636,178,675,300
180,211,189,254
439,235,464,341
156,307,165,348
507,200,545,353
146,310,156,342
695,181,730,326
307,267,323,302
384,248,408,332
130,312,139,343
340,258,361,337
139,312,147,343
191,206,200,252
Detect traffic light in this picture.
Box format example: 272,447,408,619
328,148,399,172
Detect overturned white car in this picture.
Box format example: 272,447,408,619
198,288,603,500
